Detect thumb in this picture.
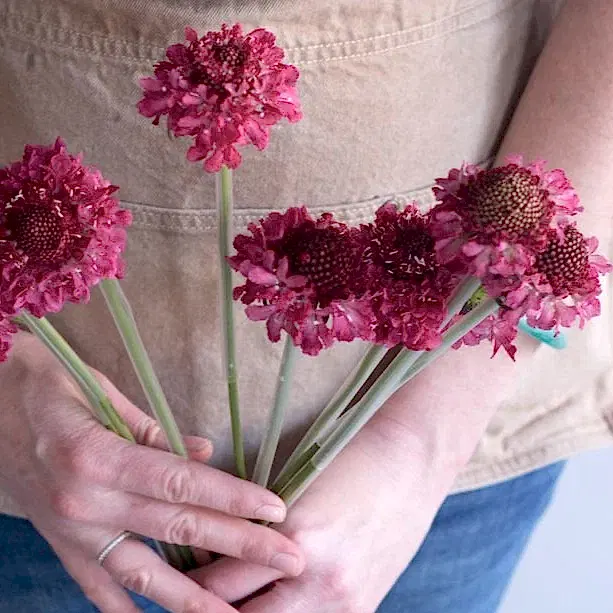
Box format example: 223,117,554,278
93,370,214,462
190,557,283,603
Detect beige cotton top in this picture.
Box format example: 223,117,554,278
1,0,612,518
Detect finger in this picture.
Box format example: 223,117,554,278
98,493,304,576
46,538,140,613
102,535,239,613
87,437,287,523
190,557,282,603
95,374,214,461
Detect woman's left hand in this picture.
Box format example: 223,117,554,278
191,415,450,612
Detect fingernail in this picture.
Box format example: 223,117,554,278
254,504,286,523
271,552,301,576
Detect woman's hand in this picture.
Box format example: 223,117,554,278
0,333,304,613
192,340,526,612
192,417,443,613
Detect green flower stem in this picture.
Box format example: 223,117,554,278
14,312,134,441
278,297,499,508
99,278,188,458
271,442,319,495
217,166,247,480
274,277,484,493
272,344,387,492
252,335,298,487
275,458,321,507
99,279,195,571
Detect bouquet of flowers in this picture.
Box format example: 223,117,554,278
1,21,610,578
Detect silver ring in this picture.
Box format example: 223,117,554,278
96,531,134,566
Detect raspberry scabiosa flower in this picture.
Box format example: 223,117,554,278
138,24,302,172
431,156,581,295
231,207,374,356
362,202,458,350
233,206,374,487
139,23,302,479
0,139,131,317
509,223,612,332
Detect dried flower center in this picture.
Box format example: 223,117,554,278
286,227,354,304
190,42,247,89
368,219,437,281
7,206,67,263
466,167,545,236
537,226,590,296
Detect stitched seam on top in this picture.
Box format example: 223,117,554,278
0,0,524,65
120,157,492,233
284,0,495,51
122,184,438,234
0,0,491,54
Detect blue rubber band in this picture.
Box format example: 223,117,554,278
518,318,568,350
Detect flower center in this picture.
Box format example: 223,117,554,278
537,226,590,296
368,219,437,281
190,42,247,89
466,167,545,236
286,227,355,304
7,206,68,263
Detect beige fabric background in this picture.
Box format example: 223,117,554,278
0,0,611,517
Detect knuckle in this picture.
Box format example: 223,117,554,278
135,418,162,448
166,510,202,545
48,490,88,521
118,566,153,596
161,467,194,504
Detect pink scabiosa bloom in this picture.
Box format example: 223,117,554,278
508,223,612,332
430,156,582,295
361,202,458,350
0,139,132,317
230,207,374,356
0,315,17,362
138,24,302,172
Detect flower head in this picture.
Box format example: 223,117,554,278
509,223,612,331
361,202,458,350
431,157,581,294
138,24,302,172
0,316,17,362
0,139,132,317
230,207,374,355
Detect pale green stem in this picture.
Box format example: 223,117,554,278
252,335,298,488
99,278,188,457
15,312,134,441
99,279,195,570
217,166,247,480
274,277,484,492
271,344,387,492
279,298,499,508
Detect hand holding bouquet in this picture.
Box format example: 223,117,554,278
1,18,611,613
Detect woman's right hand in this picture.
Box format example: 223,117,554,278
0,332,304,613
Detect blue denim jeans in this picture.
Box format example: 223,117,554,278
0,462,564,613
